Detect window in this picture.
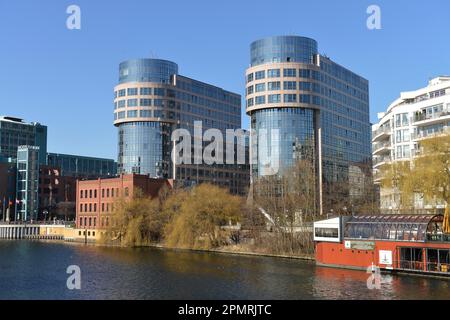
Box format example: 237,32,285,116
107,189,110,197
118,100,126,108
255,83,265,92
268,94,281,103
267,69,280,78
93,204,97,212
283,68,297,77
284,94,297,103
89,204,92,212
247,98,254,107
247,73,254,83
112,188,115,197
140,110,152,117
140,87,152,95
127,99,138,107
154,88,165,96
299,82,311,91
247,86,254,95
283,81,297,90
267,81,280,91
89,190,92,198
140,99,151,106
127,110,138,118
300,95,311,103
80,190,83,198
402,113,409,126
255,70,265,80
118,89,126,97
127,88,138,96
154,99,163,106
299,69,311,78
255,96,266,105
80,204,83,212
315,228,339,238
102,189,105,197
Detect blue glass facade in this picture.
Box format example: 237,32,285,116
0,116,47,165
47,153,117,178
251,108,315,177
16,146,40,221
115,58,249,194
118,121,171,177
247,36,371,213
119,59,178,84
250,36,318,66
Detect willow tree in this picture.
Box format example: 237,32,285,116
411,134,450,210
163,183,242,250
381,133,450,214
104,188,165,246
380,161,416,213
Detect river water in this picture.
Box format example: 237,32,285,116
0,241,448,300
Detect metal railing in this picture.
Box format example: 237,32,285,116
372,126,391,139
397,260,450,273
372,141,391,152
414,111,450,122
373,156,391,166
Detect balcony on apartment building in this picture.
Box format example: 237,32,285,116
372,125,391,142
373,155,391,168
414,108,450,126
372,141,391,155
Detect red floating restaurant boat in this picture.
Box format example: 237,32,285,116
313,214,450,276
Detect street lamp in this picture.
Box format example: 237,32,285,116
43,209,48,222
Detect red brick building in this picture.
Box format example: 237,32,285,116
76,174,173,229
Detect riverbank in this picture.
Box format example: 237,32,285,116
149,243,316,261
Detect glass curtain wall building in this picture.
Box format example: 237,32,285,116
246,36,372,214
47,153,117,178
114,59,249,195
0,116,47,165
16,146,40,221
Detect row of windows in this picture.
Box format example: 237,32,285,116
79,216,110,228
247,68,316,83
79,187,129,199
115,87,166,98
247,94,321,107
79,202,114,213
247,81,320,94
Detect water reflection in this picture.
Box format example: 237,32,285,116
0,241,449,300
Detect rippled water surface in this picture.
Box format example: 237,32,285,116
0,241,449,300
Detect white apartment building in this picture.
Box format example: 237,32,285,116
372,76,450,213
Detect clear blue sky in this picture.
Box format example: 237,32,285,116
1,0,449,159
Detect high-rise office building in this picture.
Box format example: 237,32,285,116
246,36,372,214
113,58,249,194
0,116,47,165
372,76,450,213
16,145,40,221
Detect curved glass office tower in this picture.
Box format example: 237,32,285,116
114,59,177,177
114,58,249,194
246,36,371,214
